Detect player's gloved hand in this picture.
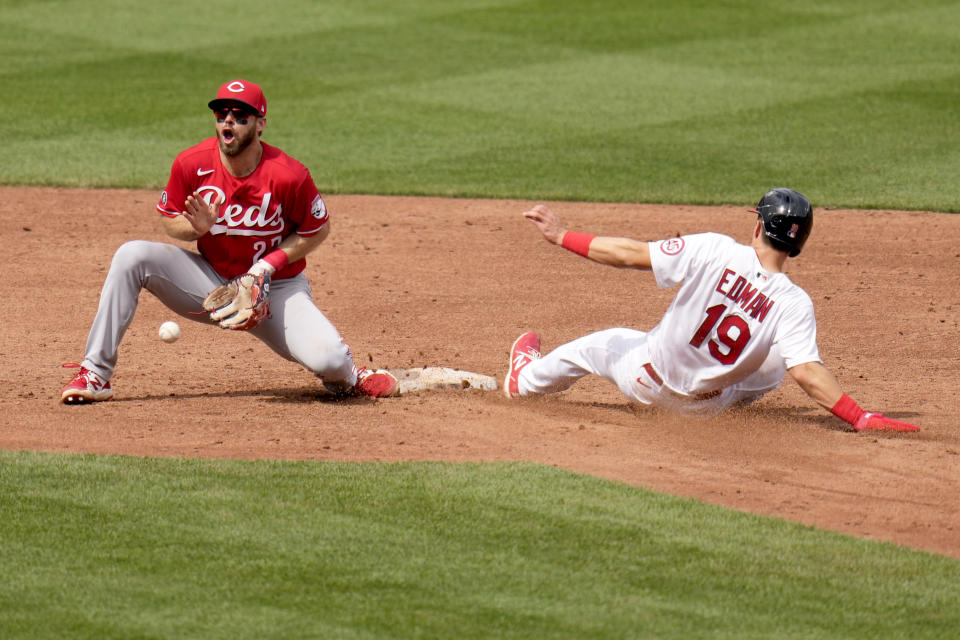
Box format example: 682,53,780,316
852,412,920,433
831,394,919,432
202,271,271,330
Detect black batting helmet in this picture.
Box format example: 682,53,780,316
750,188,813,257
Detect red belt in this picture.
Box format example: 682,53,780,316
641,362,721,401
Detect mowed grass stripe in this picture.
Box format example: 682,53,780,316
2,1,960,208
1,451,959,639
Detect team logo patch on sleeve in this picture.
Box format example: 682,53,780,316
311,194,327,220
660,237,685,255
160,191,168,207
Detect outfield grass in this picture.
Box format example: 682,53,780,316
1,451,958,640
2,0,959,210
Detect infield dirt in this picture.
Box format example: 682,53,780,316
3,187,958,558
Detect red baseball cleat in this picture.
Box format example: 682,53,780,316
353,367,400,398
61,363,114,404
504,332,541,398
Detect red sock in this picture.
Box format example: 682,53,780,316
830,393,864,425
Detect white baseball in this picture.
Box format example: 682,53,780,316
158,321,181,343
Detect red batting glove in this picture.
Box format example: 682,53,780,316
830,394,919,432
852,412,920,432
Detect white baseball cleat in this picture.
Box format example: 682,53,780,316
504,332,541,398
61,363,114,404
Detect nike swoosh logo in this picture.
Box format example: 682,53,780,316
197,168,214,177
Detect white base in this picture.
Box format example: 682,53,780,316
387,367,498,394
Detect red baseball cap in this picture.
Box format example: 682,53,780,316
208,79,267,117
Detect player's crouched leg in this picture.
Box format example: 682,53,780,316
68,241,194,397
305,345,355,392
103,240,216,319
301,344,398,398
106,240,211,305
280,330,358,395
108,240,162,280
252,279,397,398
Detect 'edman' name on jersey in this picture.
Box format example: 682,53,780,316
714,267,775,322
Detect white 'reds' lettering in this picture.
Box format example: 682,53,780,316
195,186,285,236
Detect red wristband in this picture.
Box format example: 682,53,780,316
561,231,595,257
830,393,865,425
261,249,289,272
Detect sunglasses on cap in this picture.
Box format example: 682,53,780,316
214,107,257,124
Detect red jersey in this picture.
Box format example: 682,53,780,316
157,137,329,280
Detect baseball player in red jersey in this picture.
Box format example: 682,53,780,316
61,79,398,403
504,189,919,432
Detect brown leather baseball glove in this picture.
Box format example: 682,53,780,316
202,272,271,330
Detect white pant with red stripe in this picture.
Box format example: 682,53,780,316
516,328,785,415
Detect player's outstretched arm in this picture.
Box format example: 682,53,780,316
586,236,652,269
522,204,651,269
788,361,919,432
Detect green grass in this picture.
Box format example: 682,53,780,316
2,0,959,210
2,451,958,639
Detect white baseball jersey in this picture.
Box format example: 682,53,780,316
646,233,820,395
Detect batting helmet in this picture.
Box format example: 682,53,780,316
750,188,813,257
